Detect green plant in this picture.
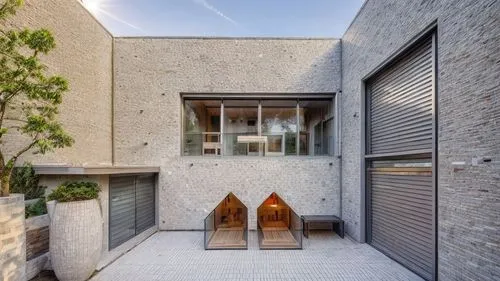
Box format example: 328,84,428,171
0,0,74,197
25,197,46,218
10,162,46,199
47,182,100,202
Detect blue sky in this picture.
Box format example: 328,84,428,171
82,0,364,37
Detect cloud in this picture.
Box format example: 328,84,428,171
98,7,143,32
194,0,238,26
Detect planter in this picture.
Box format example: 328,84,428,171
49,199,103,281
0,193,26,281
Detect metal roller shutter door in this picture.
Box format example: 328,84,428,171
109,174,156,250
366,33,435,281
367,36,433,155
135,175,156,234
109,176,136,250
368,163,433,280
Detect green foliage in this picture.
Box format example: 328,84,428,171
25,197,47,218
10,162,46,199
0,1,73,196
47,182,100,203
0,0,24,20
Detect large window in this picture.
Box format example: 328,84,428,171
261,100,297,156
182,97,334,157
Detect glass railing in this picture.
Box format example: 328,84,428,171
289,209,303,249
222,132,260,156
184,132,316,157
204,209,216,250
184,133,221,156
203,195,248,250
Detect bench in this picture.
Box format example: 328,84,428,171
301,215,344,239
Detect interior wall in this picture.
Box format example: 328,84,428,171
4,0,113,165
341,0,499,280
113,38,342,230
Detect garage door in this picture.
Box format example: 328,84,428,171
365,33,436,280
109,174,156,250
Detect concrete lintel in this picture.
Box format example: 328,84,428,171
32,165,160,175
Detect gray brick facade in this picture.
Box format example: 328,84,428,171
113,38,342,230
341,0,499,280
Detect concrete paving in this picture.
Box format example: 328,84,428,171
91,231,424,281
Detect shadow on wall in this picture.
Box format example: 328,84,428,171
291,43,341,92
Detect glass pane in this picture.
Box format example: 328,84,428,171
257,192,301,249
261,101,297,156
299,99,333,156
223,100,259,156
183,99,221,156
205,193,248,250
323,118,333,155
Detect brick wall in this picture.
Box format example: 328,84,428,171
341,0,499,279
113,38,342,230
4,0,113,165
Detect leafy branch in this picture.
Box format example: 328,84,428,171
0,0,73,196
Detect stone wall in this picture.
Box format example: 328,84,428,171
341,0,499,279
26,215,49,260
25,214,50,280
4,0,113,165
0,194,26,281
113,38,342,230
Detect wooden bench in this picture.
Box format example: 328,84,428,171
301,215,344,239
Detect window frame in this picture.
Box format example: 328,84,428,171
180,93,336,157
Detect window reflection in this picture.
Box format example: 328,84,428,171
182,98,334,156
299,100,333,156
223,100,259,156
183,100,221,156
261,100,297,156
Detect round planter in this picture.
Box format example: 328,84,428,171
0,193,26,281
49,199,103,281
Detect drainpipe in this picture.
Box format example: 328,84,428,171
337,39,343,219
335,91,342,219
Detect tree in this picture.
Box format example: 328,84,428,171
0,0,73,196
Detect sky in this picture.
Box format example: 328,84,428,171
81,0,365,37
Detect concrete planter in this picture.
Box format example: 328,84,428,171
0,193,26,281
49,199,103,281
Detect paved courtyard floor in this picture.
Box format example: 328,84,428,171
91,231,423,281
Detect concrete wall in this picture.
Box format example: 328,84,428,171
341,0,499,280
4,0,113,165
113,38,342,230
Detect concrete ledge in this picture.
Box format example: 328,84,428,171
26,253,50,280
25,214,50,232
33,165,160,175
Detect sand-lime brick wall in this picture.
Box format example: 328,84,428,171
341,0,499,280
3,0,113,165
113,38,342,230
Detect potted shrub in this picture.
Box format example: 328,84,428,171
47,181,102,281
0,1,73,280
